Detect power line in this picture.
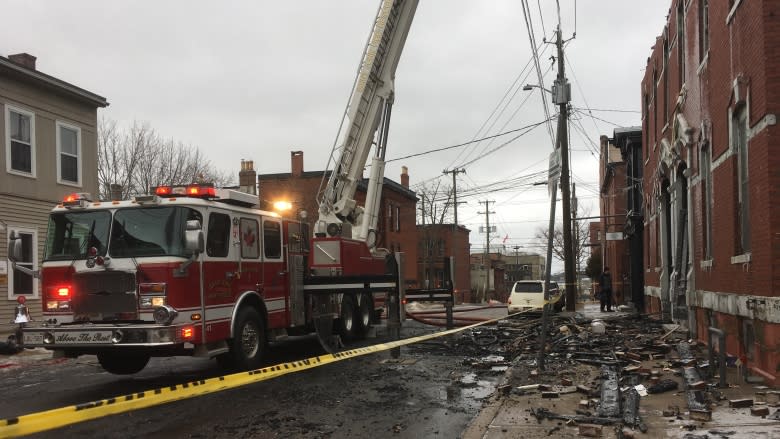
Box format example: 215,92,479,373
388,118,553,163
572,106,641,114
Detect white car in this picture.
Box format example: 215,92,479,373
507,280,563,313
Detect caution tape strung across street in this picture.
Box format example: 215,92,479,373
0,308,540,438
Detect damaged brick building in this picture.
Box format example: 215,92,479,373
641,0,779,384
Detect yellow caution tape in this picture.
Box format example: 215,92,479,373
0,308,536,438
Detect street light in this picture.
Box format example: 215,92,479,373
523,83,552,94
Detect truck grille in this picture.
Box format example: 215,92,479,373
70,271,138,321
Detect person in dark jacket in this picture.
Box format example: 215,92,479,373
598,267,613,312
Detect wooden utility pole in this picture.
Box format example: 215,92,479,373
478,200,495,302
443,167,466,290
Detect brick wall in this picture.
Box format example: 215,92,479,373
641,0,780,385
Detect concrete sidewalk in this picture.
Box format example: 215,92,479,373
462,301,780,438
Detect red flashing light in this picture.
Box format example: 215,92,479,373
64,194,78,202
181,327,194,340
155,184,215,198
185,184,216,198
56,286,72,299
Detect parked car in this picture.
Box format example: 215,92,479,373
507,280,564,313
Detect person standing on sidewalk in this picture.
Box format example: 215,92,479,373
598,267,613,312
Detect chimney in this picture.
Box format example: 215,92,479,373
9,53,36,70
400,166,409,188
239,159,257,194
291,151,303,177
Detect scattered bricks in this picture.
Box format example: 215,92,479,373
578,424,603,437
565,419,577,427
689,409,712,422
561,377,573,386
577,385,592,395
579,400,590,409
766,391,780,405
530,369,539,377
751,406,770,417
539,384,552,391
626,352,642,361
689,381,707,391
498,384,512,396
662,408,677,417
559,386,578,395
624,365,641,373
590,398,600,407
541,392,559,399
729,399,754,408
637,367,650,375
621,428,637,439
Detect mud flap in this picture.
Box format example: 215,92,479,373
312,295,343,354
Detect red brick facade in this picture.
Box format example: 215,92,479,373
642,0,780,384
417,224,471,303
257,152,420,287
599,135,630,305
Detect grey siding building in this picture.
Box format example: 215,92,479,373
0,53,107,329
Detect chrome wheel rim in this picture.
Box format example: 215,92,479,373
241,321,260,358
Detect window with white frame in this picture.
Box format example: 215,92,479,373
7,227,38,299
733,104,750,253
5,105,36,176
56,121,81,185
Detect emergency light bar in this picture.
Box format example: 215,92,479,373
62,193,92,208
153,183,217,199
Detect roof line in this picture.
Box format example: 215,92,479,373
0,56,108,107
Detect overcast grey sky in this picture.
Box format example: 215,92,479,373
1,1,671,272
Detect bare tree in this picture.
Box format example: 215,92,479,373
98,118,236,199
415,179,453,225
534,206,592,271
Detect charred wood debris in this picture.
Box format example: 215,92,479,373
409,312,778,436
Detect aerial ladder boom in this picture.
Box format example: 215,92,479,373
316,0,418,249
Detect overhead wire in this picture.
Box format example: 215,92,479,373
521,0,556,148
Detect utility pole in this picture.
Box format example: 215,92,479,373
513,245,521,282
478,200,495,302
572,183,579,300
538,24,573,370
555,27,576,312
443,167,466,290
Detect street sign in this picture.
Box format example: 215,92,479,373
548,149,561,196
606,232,623,241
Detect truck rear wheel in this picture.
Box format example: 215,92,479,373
336,294,358,340
219,307,266,371
97,352,150,375
355,293,373,336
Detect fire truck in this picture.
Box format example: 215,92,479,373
8,0,419,374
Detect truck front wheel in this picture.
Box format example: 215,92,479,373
219,307,266,371
97,352,150,375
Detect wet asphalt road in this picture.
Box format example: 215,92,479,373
1,317,505,438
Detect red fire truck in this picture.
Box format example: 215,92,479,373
9,0,419,374
9,185,394,374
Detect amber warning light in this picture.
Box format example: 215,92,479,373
154,184,216,198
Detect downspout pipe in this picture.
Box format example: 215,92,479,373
708,327,727,388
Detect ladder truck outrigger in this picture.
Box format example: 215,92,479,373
7,0,419,374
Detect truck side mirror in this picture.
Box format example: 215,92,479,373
7,230,22,263
185,220,204,255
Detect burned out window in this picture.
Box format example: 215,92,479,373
207,213,231,257
240,218,260,259
263,220,282,259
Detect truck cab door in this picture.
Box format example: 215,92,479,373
202,211,238,341
260,218,287,328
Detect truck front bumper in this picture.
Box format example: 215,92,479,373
21,323,191,348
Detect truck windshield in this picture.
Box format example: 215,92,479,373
109,207,201,258
44,211,112,260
